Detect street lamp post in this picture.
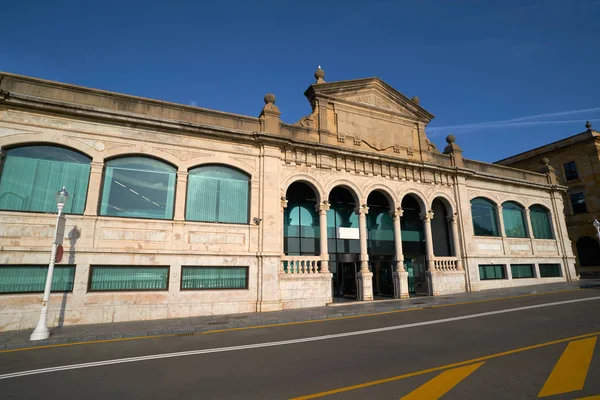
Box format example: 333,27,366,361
594,219,600,243
30,187,69,341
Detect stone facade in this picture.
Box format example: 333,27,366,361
0,69,577,332
497,123,600,277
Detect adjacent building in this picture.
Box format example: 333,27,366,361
0,69,577,332
497,122,600,278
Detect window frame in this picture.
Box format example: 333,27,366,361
539,263,562,278
563,161,579,181
180,266,249,291
0,265,76,294
510,264,535,279
569,191,588,214
470,197,500,237
99,156,177,221
502,201,528,238
0,145,92,215
478,264,506,280
88,265,170,292
529,204,554,239
185,164,251,225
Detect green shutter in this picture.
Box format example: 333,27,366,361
89,266,168,291
0,266,75,293
181,267,247,289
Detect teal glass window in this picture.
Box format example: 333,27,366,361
0,265,75,294
539,264,561,278
181,266,248,290
368,208,395,254
0,146,90,214
502,201,527,238
100,157,176,219
89,266,169,291
186,165,249,224
511,264,535,278
478,265,505,280
530,205,554,239
471,198,500,237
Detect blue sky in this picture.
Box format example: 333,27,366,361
1,0,599,162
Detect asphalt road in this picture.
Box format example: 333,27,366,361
1,288,599,399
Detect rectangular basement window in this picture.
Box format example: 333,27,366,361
539,264,562,278
88,266,169,291
478,265,506,280
181,266,248,290
0,265,76,294
511,264,535,279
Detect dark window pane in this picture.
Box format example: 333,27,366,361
511,264,534,278
530,205,554,239
479,265,505,280
502,201,527,238
563,161,578,181
576,237,600,266
471,198,500,237
539,264,561,278
569,192,587,214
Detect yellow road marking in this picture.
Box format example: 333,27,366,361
401,362,484,400
0,288,583,354
289,332,600,399
538,337,597,397
575,396,600,400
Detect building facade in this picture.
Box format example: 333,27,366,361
497,123,600,278
0,69,577,332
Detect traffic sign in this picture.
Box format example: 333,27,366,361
55,244,64,263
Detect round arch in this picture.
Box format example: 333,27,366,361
576,236,600,267
364,184,398,210
0,140,93,160
325,179,362,206
429,193,456,215
103,152,179,170
281,174,325,205
501,199,526,209
398,190,428,213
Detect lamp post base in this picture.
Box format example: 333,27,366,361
30,327,50,341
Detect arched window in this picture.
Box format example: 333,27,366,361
530,205,554,239
471,198,500,237
576,237,600,267
502,201,527,238
100,157,176,219
186,165,249,224
0,145,91,214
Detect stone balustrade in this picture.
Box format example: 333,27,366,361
281,255,321,274
433,257,460,271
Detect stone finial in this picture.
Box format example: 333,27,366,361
315,65,325,84
539,157,557,184
264,93,276,105
443,134,463,167
541,157,550,166
411,96,420,105
586,120,592,131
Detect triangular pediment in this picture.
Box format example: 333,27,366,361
304,77,434,123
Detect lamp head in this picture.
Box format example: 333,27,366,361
594,219,600,230
55,187,69,208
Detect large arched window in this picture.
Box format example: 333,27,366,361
0,145,91,214
502,201,527,238
576,237,600,267
186,165,249,224
100,157,176,219
470,197,499,237
530,205,554,239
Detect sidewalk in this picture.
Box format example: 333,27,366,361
2,279,599,351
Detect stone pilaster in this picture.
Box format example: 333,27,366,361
84,161,104,216
173,170,188,221
448,214,464,270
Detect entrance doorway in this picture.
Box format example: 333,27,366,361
371,255,394,297
404,255,427,296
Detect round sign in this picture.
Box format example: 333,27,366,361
55,245,64,263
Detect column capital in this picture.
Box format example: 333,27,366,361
446,212,458,223
316,201,330,213
280,197,288,210
389,207,404,219
90,161,104,173
355,204,369,215
421,210,434,222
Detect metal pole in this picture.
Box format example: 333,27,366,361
30,204,64,341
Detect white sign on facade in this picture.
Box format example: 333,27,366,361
338,227,360,240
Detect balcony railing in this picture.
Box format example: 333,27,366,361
281,255,321,274
432,257,460,271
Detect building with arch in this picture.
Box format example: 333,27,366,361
0,69,577,331
497,122,600,278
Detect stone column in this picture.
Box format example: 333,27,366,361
356,204,373,301
84,161,104,216
173,170,188,221
423,211,435,271
318,201,330,273
448,214,464,270
497,205,506,237
391,208,409,298
525,208,535,256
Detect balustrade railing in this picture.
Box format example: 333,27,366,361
281,255,321,274
433,257,460,271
